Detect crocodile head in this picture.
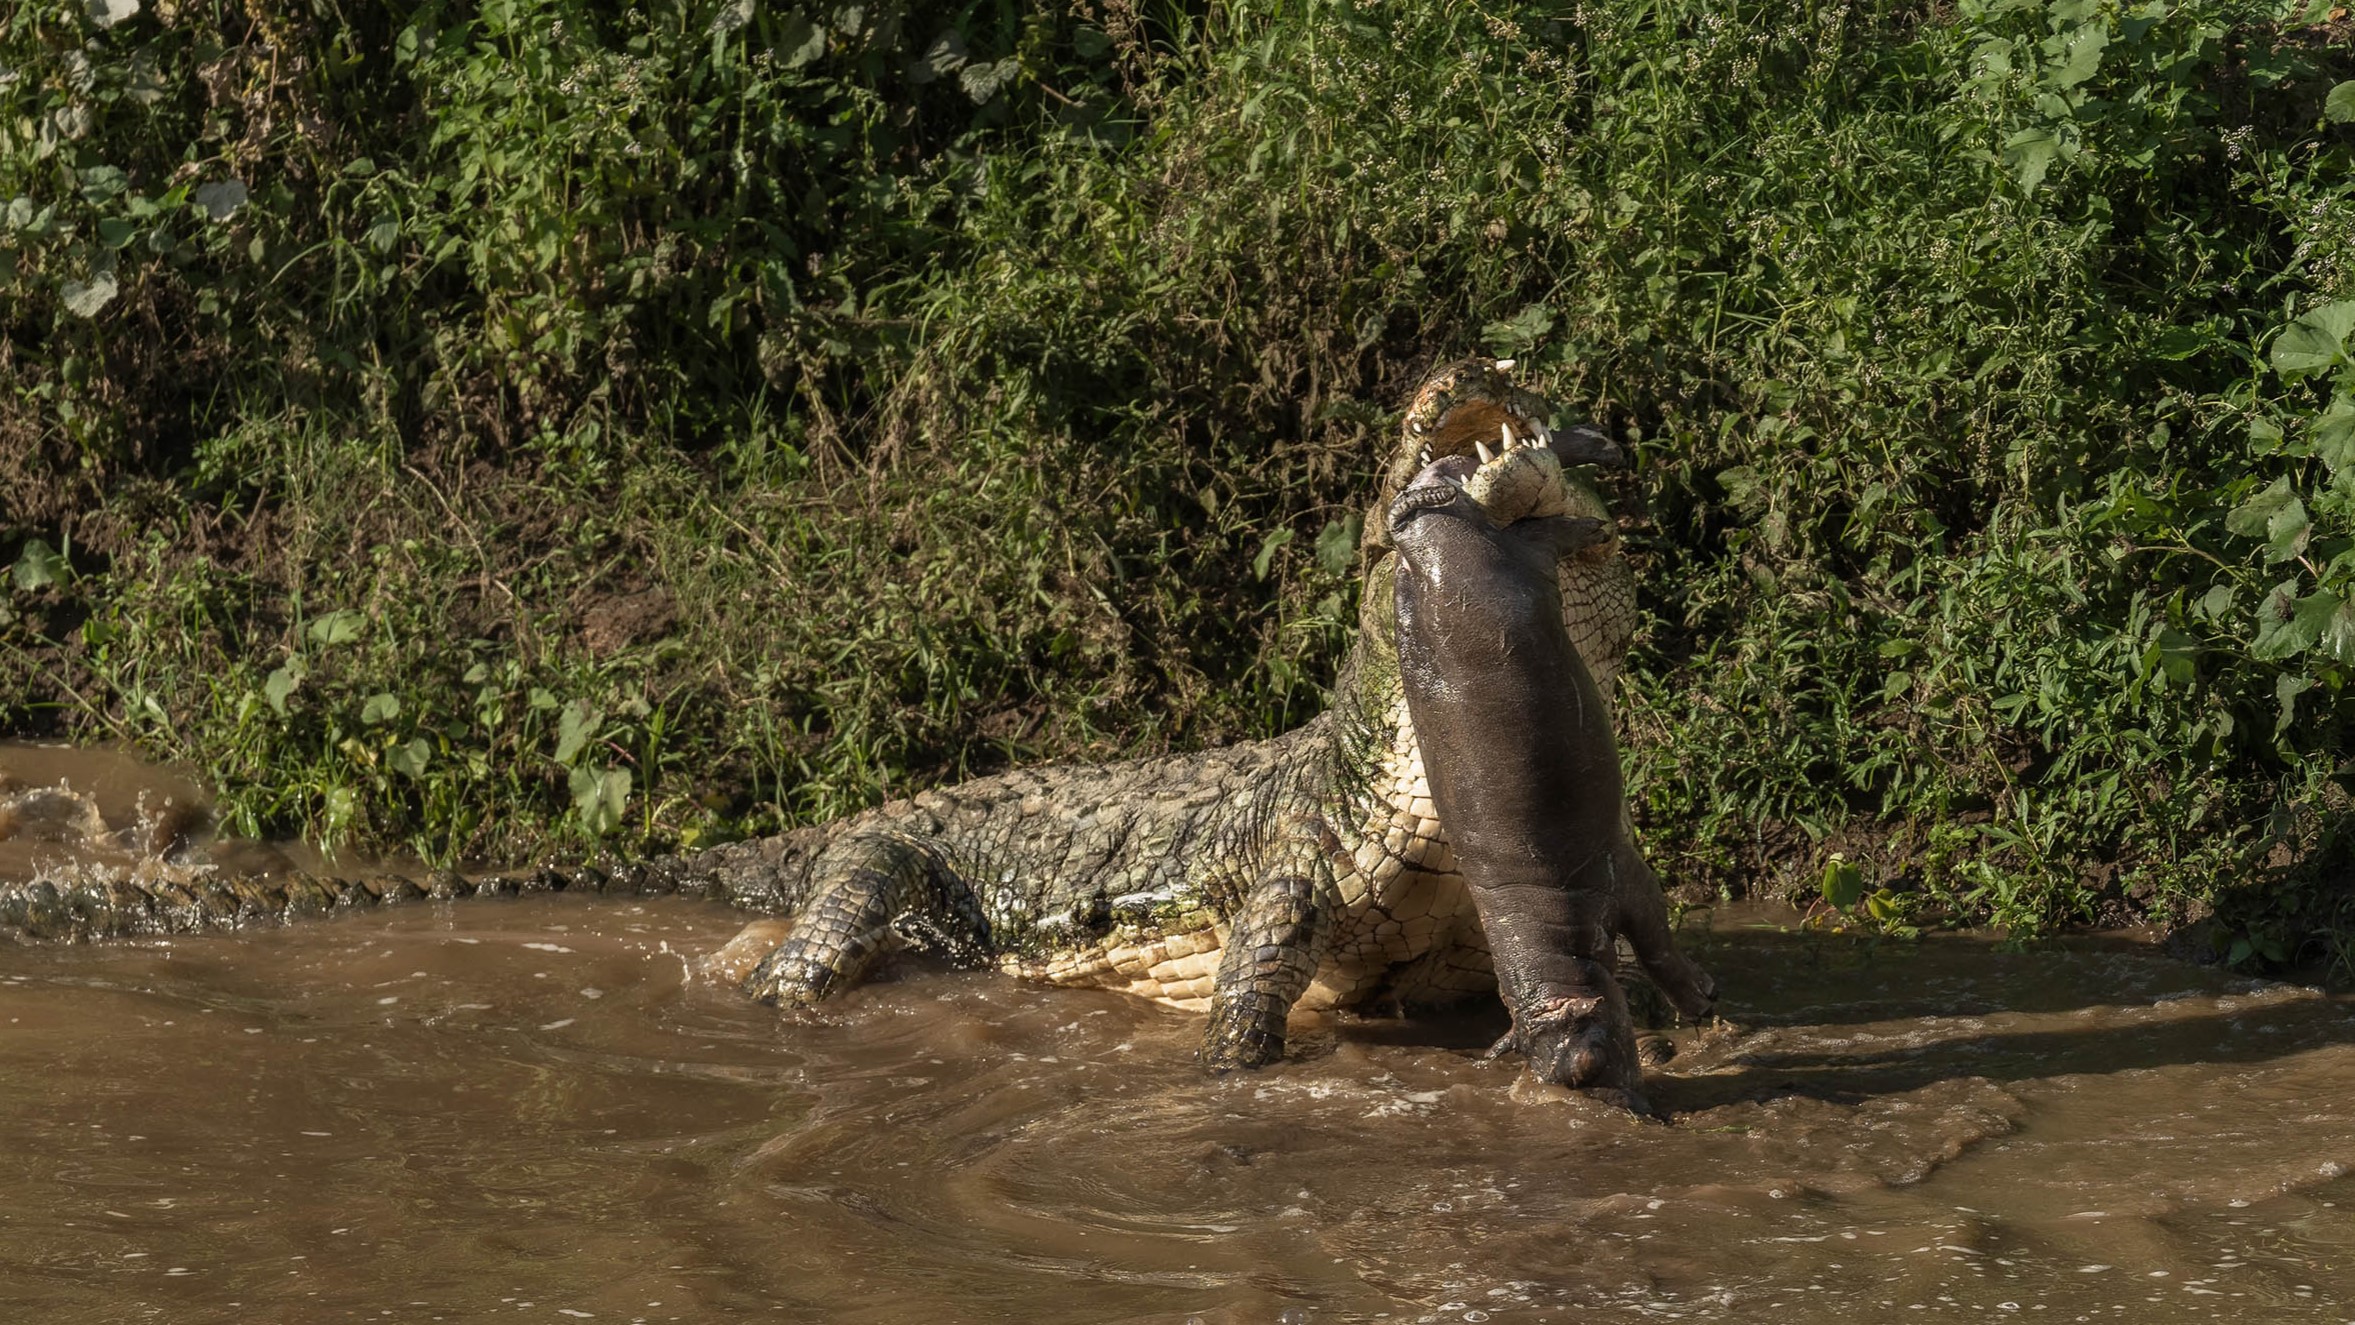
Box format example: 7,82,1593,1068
1365,357,1622,556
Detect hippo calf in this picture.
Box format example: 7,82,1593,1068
1390,440,1716,1111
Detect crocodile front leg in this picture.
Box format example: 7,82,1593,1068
1201,822,1339,1071
741,831,986,1007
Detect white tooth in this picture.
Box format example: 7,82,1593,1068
1493,358,1517,371
1501,422,1518,450
1418,447,1432,466
1475,440,1495,463
1411,421,1428,435
1536,422,1554,447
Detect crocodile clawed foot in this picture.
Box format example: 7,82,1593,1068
741,950,835,1008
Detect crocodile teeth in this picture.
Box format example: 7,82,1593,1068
1418,446,1432,466
1500,421,1519,451
1410,421,1428,435
1536,422,1554,448
1475,440,1495,463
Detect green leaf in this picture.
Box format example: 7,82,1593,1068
194,179,247,221
263,658,306,716
1252,527,1295,580
60,270,117,318
1481,304,1556,356
360,692,400,725
96,217,135,249
2253,583,2341,661
2047,24,2109,89
908,31,967,83
2309,592,2355,666
555,700,600,765
1717,465,1765,512
2326,80,2355,124
958,56,1019,104
777,13,825,67
386,737,431,779
2265,491,2312,564
2271,301,2355,378
1820,854,1865,911
2277,672,2316,734
307,609,365,646
1314,514,1362,576
2003,127,2061,191
2313,394,2355,475
2225,477,2295,539
569,765,632,835
10,539,64,591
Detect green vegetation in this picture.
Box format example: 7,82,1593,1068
2,0,2350,966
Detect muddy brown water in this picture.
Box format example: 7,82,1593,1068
7,745,2355,1322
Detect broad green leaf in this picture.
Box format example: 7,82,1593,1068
386,737,432,779
2327,80,2355,124
1314,514,1362,576
2225,476,2295,538
2253,581,2328,660
2314,394,2355,474
2003,128,2061,191
959,56,1018,104
2277,671,2317,734
1717,465,1765,511
1820,854,1865,910
78,165,127,202
307,609,364,645
2047,25,2109,89
555,700,599,765
2320,595,2355,667
1253,527,1295,580
60,270,117,318
909,31,967,83
2265,491,2312,564
96,217,134,249
2271,301,2355,377
10,539,64,591
778,13,825,67
194,179,247,221
263,659,305,716
360,692,400,725
569,765,631,835
1482,304,1556,355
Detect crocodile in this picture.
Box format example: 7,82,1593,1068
0,359,1710,1084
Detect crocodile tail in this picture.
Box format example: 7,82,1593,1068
0,828,832,944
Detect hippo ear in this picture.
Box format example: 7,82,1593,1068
1552,423,1625,468
1521,516,1614,559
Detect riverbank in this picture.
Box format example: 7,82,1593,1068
2,1,2350,968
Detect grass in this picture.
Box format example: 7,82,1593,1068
1,0,2351,970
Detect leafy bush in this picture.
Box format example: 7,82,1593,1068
1,0,2349,966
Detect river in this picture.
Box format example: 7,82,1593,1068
4,744,2353,1322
